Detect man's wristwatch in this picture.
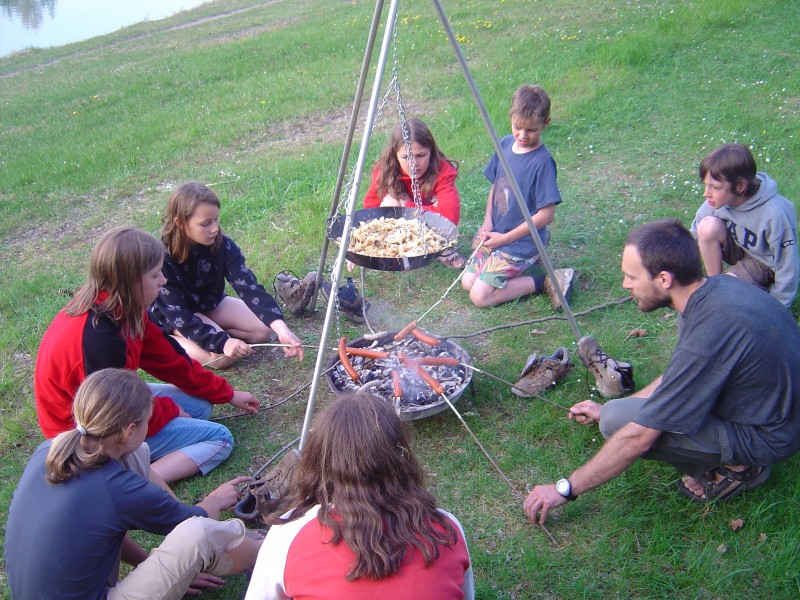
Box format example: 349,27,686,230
556,478,577,501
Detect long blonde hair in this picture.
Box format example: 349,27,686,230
66,227,164,339
45,369,152,484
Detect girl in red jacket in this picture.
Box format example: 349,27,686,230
34,226,260,482
363,118,465,268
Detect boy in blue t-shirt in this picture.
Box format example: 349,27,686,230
463,84,574,309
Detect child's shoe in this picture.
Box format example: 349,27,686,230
512,347,572,396
577,336,635,398
436,247,467,269
274,271,316,315
543,268,575,312
320,277,370,324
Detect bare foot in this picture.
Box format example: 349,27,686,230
680,473,708,498
679,465,769,503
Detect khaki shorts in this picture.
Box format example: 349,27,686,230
722,230,774,290
108,517,246,600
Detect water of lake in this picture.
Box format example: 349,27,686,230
0,0,209,58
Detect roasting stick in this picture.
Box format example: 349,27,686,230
416,240,484,324
460,364,572,413
249,343,320,349
202,342,318,368
398,353,558,547
250,436,301,479
211,364,338,422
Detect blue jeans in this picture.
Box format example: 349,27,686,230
146,384,234,475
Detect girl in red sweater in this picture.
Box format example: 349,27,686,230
34,226,260,482
363,118,465,268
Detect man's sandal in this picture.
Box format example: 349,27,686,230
676,465,771,504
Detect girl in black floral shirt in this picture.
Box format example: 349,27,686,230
150,182,304,368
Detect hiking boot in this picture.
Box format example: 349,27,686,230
233,449,300,524
543,268,575,312
577,336,635,398
512,347,572,397
274,271,316,315
320,277,370,324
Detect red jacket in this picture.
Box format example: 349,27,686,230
363,158,460,225
34,294,233,439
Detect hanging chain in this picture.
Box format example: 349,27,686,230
327,7,433,264
389,16,429,253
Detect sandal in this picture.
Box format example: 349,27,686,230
676,465,771,504
437,247,467,270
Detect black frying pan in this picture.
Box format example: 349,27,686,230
327,207,458,271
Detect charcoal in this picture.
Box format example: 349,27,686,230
328,331,470,418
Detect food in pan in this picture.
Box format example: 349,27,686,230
342,217,450,258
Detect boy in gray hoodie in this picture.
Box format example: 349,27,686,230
691,143,798,308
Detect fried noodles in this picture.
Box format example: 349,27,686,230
341,217,450,258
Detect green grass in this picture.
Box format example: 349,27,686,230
2,0,800,597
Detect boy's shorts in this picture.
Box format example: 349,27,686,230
467,247,540,289
722,230,774,290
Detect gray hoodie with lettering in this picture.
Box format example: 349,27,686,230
691,172,798,307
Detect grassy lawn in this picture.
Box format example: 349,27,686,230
2,0,799,597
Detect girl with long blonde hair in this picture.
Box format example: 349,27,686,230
7,368,261,600
34,226,261,482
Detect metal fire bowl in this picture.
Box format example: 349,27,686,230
326,207,458,272
325,330,472,421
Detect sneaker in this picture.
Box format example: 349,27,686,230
274,271,316,315
512,347,572,397
320,277,370,324
577,336,635,398
233,449,300,523
543,268,575,312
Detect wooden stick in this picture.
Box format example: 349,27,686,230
416,241,484,324
462,363,572,412
202,342,318,367
436,385,559,547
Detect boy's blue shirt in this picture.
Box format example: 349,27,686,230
484,135,562,259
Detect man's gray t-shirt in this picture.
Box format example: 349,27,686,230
634,275,800,466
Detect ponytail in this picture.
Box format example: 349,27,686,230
45,369,152,484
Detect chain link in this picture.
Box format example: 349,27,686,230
328,10,431,257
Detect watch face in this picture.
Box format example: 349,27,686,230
556,478,570,496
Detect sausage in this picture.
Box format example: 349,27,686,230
398,353,444,395
338,337,360,382
393,320,418,341
411,328,440,347
345,347,391,360
391,370,403,399
417,356,460,367
417,366,444,395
